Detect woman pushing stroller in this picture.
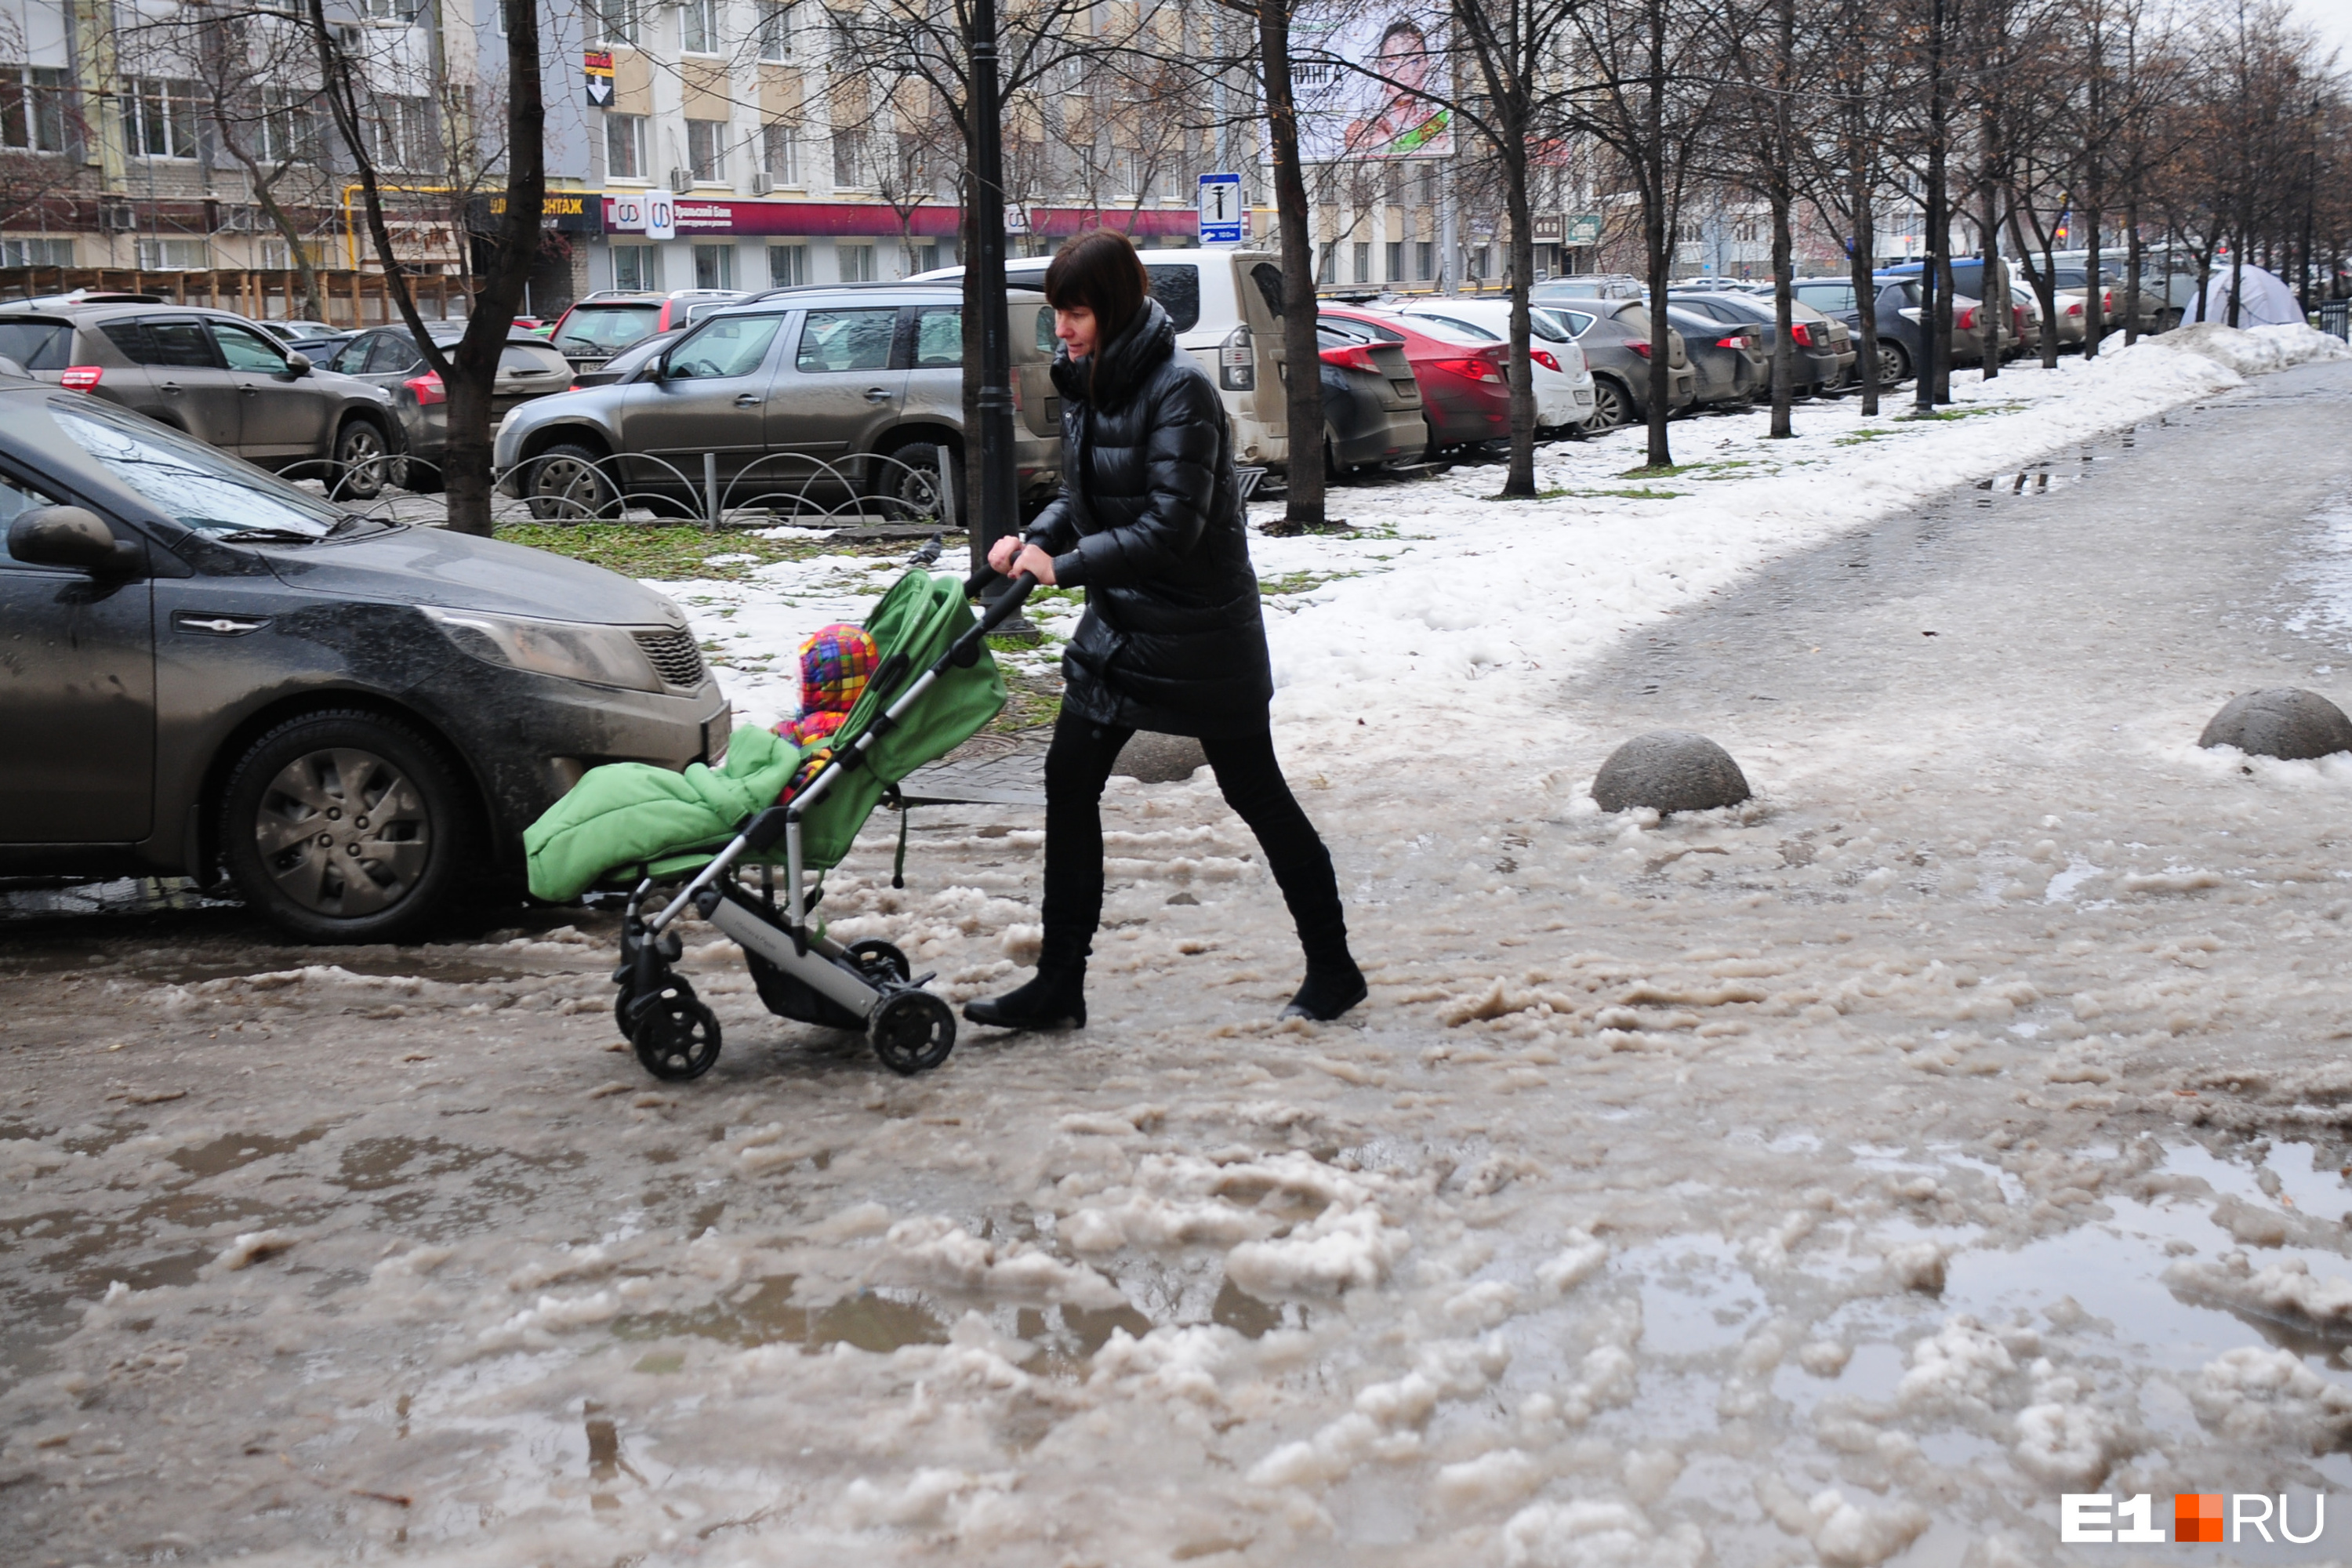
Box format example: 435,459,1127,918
967,229,1367,1032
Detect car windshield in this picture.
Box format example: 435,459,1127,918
555,303,663,354
0,319,72,370
47,397,343,539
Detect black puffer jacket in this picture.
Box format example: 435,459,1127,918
1025,298,1272,738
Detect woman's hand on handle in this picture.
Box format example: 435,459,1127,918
986,534,1024,575
1012,543,1058,585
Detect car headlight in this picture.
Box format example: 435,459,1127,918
423,607,663,691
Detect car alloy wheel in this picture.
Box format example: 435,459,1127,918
220,709,470,942
334,419,389,500
1584,379,1630,431
525,443,619,522
1876,342,1911,385
253,746,427,918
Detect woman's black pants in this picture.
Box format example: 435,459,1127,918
1039,712,1350,975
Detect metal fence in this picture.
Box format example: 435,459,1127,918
302,445,963,534
2320,299,2350,343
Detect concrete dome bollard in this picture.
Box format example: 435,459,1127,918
1113,731,1209,783
1592,730,1752,815
2198,688,2352,761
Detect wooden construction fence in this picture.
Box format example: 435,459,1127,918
0,269,485,325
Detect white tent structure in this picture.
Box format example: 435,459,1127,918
2190,262,2303,327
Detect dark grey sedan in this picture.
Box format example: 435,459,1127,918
1528,298,1695,431
0,378,728,941
1669,291,1855,397
319,325,573,489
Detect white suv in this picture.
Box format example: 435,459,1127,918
913,249,1294,471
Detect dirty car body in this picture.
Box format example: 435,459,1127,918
0,379,726,941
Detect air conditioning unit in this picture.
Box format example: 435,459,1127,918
223,204,262,233
97,199,134,234
750,172,775,196
668,168,694,194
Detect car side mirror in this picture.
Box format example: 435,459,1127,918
285,352,312,376
8,506,137,574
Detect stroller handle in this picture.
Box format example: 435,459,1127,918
949,569,1037,669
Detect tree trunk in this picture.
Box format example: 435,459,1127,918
1917,0,1947,413
1260,0,1324,530
2124,198,2142,343
1980,178,2003,379
1766,0,1794,437
2084,200,2104,357
1641,1,1671,470
1501,138,1537,496
1848,151,1881,417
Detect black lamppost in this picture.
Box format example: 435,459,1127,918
964,0,1019,596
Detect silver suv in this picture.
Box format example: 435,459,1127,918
0,301,401,495
495,285,1062,522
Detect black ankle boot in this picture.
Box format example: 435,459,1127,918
964,964,1087,1029
1280,960,1367,1022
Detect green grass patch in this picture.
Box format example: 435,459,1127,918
1258,570,1352,597
492,522,941,582
1537,485,1686,501
1833,427,1896,445
1895,403,2023,423
1617,462,1702,479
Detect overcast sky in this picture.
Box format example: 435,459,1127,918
2299,0,2352,65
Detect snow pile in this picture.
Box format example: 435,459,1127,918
2163,1251,2352,1330
2012,1359,2124,1486
2190,1345,2352,1447
1758,1476,1932,1568
1247,1334,1510,1486
1499,1500,1708,1568
869,1214,1127,1308
2151,321,2351,377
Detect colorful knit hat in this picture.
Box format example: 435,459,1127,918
772,622,879,750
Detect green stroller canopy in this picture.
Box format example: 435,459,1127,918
524,568,1010,903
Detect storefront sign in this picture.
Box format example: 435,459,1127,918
1565,212,1603,246
477,190,604,235
585,50,614,107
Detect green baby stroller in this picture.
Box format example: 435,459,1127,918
524,559,1037,1082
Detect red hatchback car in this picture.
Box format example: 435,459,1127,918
1318,305,1514,452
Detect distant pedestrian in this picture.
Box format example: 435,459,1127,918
965,228,1365,1031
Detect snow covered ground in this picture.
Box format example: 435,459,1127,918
5,328,2352,1567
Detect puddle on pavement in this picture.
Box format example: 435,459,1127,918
1974,469,2080,499
615,1276,952,1354
170,1125,334,1179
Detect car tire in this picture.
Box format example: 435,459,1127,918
1583,377,1632,432
1875,340,1912,385
524,441,619,522
397,453,446,494
872,437,960,527
220,709,474,944
333,417,392,501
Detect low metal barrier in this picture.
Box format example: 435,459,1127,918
2320,299,2350,343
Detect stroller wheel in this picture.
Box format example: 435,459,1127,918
869,990,956,1076
630,978,723,1081
846,938,912,984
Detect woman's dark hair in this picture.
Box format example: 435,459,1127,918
1043,228,1152,347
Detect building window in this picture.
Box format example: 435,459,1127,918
692,242,734,289
768,242,808,286
0,66,70,153
0,237,70,266
366,96,434,171
686,118,726,183
1385,241,1403,283
260,238,327,270
612,242,659,291
357,0,422,19
831,127,867,189
1316,241,1335,285
126,78,198,160
596,0,639,46
605,112,646,180
1416,241,1433,281
258,86,318,164
135,237,210,270
758,0,795,60
761,122,799,183
1352,241,1370,285
681,0,719,53
836,241,874,282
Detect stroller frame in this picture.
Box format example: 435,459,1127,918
615,567,1037,1080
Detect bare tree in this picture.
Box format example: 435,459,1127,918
1564,0,1726,470
307,0,543,535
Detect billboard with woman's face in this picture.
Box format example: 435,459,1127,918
1285,7,1454,162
